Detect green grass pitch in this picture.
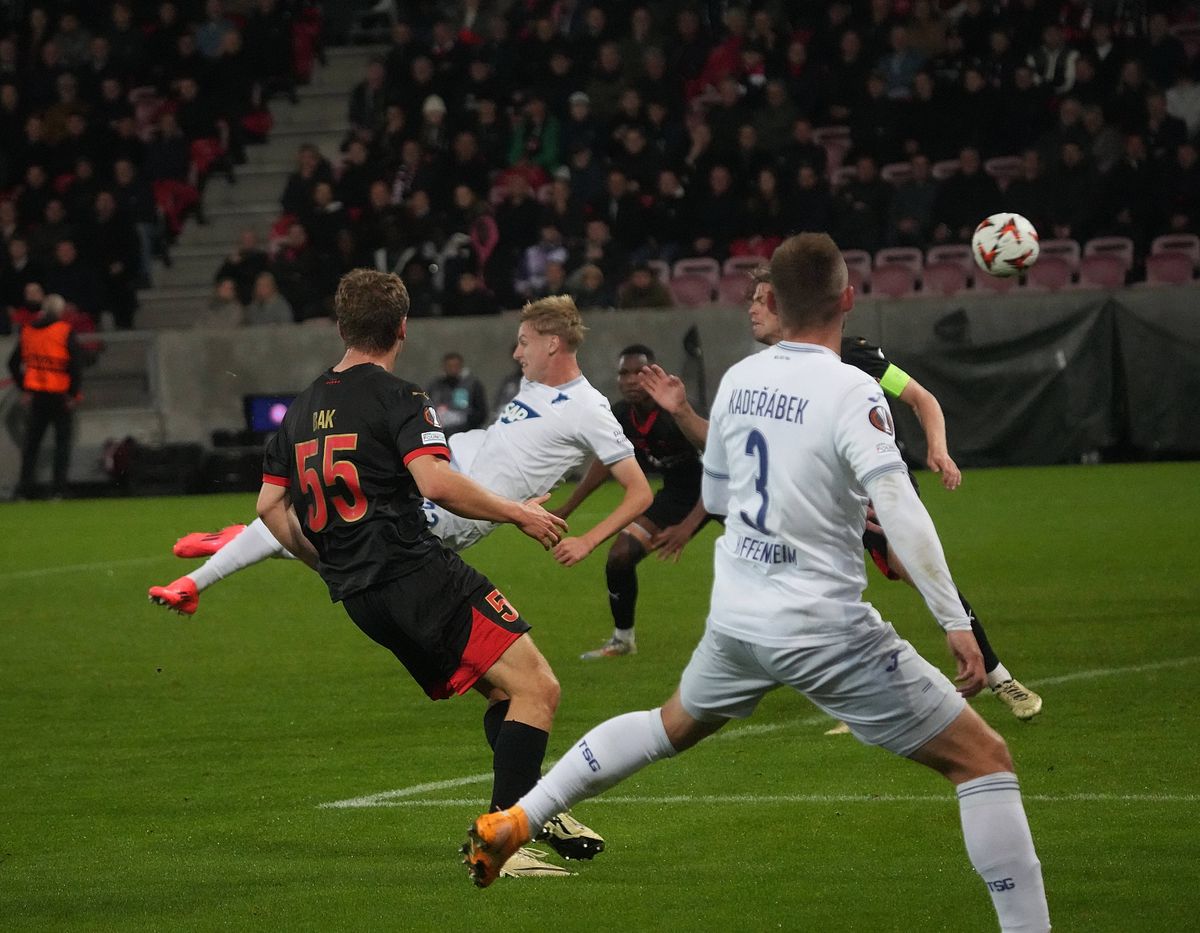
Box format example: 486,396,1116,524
2,463,1198,931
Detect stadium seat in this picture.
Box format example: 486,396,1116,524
831,165,857,189
922,262,969,296
931,159,961,180
1038,238,1081,272
671,257,720,285
812,125,851,172
1023,256,1074,292
1150,234,1200,268
1077,255,1127,290
926,243,974,274
1144,253,1195,286
717,273,750,305
880,162,914,186
870,265,917,298
669,274,716,307
722,256,764,277
972,270,1018,293
874,247,923,273
984,156,1023,190
646,259,670,284
1083,236,1135,273
842,250,872,291
848,266,868,294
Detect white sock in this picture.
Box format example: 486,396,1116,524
517,708,676,830
957,772,1050,932
189,518,292,591
987,663,1013,689
613,627,635,645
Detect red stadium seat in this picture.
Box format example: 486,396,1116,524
646,259,670,284
842,250,872,291
1150,234,1200,267
1144,253,1195,286
831,165,857,189
874,247,923,273
922,262,969,296
880,161,914,186
871,265,917,298
717,273,750,305
972,270,1018,293
812,125,851,173
669,274,716,307
1024,256,1074,292
1083,236,1134,273
932,158,961,180
723,255,765,277
1038,238,1081,272
926,243,974,274
671,257,720,285
1077,255,1126,289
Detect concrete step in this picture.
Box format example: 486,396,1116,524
154,251,225,284
246,130,344,165
134,297,208,329
179,210,280,246
271,91,350,126
205,170,289,206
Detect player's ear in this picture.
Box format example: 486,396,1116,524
839,284,855,312
398,318,407,343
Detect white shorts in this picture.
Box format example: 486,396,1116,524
678,620,966,757
422,500,496,553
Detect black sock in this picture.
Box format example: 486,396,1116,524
961,591,1001,674
606,557,640,634
483,699,511,751
490,720,549,811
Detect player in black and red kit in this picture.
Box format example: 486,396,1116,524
553,345,708,659
255,270,599,877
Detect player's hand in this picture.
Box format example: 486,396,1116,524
639,364,687,414
515,494,568,550
864,504,883,536
651,521,695,562
946,629,986,698
552,536,594,566
927,450,962,490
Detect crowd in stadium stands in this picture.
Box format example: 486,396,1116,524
0,0,319,334
247,0,1198,318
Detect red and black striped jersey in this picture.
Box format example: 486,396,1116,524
263,362,450,601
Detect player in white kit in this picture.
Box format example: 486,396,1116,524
149,296,652,615
462,234,1050,932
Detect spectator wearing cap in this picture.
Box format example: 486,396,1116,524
508,94,561,172
617,263,671,309
562,91,600,157
419,94,451,154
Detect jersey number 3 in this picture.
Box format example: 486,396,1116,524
295,434,368,532
740,429,770,534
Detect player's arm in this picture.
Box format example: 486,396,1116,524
895,375,962,490
256,482,319,570
408,454,567,549
651,496,708,562
550,457,611,520
640,364,709,449
552,455,653,566
864,470,983,696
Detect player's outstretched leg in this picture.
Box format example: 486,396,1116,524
582,531,645,659
173,523,246,558
149,518,292,614
910,707,1050,932
480,697,604,861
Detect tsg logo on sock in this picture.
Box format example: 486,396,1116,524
578,739,601,772
986,878,1016,892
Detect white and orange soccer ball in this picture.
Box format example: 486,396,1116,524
971,213,1040,278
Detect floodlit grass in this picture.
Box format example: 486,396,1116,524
2,463,1198,931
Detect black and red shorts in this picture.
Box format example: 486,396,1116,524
340,548,529,700
862,469,921,580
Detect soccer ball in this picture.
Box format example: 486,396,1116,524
971,213,1040,278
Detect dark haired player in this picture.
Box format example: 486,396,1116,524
552,344,708,659
254,269,598,878
638,272,1042,722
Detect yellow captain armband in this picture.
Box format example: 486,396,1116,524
879,364,910,398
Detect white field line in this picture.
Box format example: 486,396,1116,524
318,656,1200,811
0,555,163,581
328,792,1200,809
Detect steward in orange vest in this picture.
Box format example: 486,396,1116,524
8,295,84,498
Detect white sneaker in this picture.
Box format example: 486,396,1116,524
580,637,636,660
992,679,1043,720
539,811,605,860
499,846,575,878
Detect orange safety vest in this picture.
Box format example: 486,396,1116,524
20,320,73,394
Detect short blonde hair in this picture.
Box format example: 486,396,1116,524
520,294,587,350
769,233,847,329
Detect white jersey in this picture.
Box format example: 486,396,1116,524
702,341,910,646
449,374,633,500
